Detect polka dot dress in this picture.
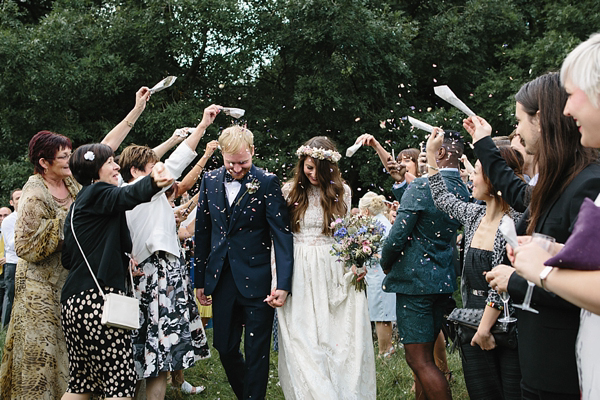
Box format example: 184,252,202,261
61,287,137,397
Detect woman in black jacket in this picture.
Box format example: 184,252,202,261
61,143,172,400
464,72,600,400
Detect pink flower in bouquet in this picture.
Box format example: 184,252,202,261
362,244,372,255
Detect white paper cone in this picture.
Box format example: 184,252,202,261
346,142,362,157
499,215,519,249
407,116,440,134
222,107,245,119
149,76,177,94
434,85,476,117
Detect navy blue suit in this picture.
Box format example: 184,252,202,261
194,164,293,399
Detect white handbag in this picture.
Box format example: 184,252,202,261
70,210,140,330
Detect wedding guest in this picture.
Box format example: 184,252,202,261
427,130,523,400
0,206,11,323
358,191,395,357
510,32,600,400
508,131,535,182
381,131,469,400
1,189,22,327
356,133,453,384
354,133,419,187
277,136,376,399
61,144,172,399
466,71,600,400
119,105,219,399
0,87,151,399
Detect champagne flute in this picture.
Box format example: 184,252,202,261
514,233,555,313
498,290,517,323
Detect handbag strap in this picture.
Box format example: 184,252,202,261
70,207,135,299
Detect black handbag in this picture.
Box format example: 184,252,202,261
447,308,518,350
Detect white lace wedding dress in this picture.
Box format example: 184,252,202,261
277,183,376,399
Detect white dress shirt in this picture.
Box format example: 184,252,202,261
225,180,242,206
124,141,196,262
1,213,18,264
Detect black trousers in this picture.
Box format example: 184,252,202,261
460,341,522,400
211,264,274,400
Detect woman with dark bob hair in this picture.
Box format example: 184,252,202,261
0,87,151,399
426,130,524,400
465,71,600,399
60,143,172,399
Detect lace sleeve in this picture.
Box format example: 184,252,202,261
281,181,293,203
15,186,66,263
343,184,352,215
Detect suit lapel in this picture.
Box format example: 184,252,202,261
214,168,230,227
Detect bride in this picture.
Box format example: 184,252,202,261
276,136,376,399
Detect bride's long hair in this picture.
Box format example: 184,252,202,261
287,136,347,235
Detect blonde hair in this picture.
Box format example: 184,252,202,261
218,126,254,154
561,32,600,108
358,191,387,216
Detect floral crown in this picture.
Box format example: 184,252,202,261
296,145,341,163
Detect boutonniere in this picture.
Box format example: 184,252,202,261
236,178,260,206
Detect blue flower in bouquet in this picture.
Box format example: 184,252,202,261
330,213,386,291
334,227,348,238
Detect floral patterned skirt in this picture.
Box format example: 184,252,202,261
131,252,210,379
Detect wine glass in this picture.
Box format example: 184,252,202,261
498,290,517,323
514,233,556,313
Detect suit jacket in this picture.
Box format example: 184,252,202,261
61,176,159,302
476,135,600,394
381,169,469,295
194,165,293,299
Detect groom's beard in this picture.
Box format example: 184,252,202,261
227,166,251,180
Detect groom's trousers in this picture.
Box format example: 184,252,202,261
211,261,275,400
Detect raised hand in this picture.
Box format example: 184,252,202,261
204,140,219,157
151,162,174,187
198,104,222,129
135,86,151,112
355,133,379,147
463,116,492,143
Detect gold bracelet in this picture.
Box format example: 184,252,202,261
426,163,439,171
125,120,134,128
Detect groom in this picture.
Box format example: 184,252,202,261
194,125,293,400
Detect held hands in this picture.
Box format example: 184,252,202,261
196,288,212,306
471,329,496,350
462,116,492,143
264,289,289,308
204,140,219,158
151,162,174,188
134,87,151,112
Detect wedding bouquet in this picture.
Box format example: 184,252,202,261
330,214,386,291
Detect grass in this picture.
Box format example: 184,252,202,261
0,324,469,399
166,328,470,400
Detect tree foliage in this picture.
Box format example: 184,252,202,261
1,0,599,204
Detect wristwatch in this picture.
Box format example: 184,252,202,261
539,266,554,291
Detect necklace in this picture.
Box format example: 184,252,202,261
52,193,72,208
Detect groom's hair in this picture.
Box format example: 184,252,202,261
219,125,254,154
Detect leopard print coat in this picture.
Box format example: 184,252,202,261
0,173,80,399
